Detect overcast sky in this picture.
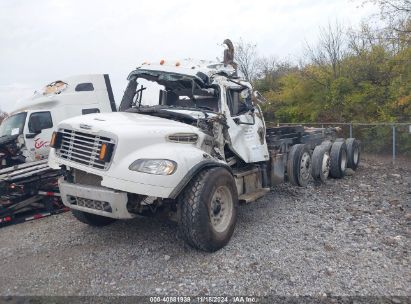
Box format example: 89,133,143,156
0,0,378,113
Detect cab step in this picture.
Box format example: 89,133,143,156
239,188,270,204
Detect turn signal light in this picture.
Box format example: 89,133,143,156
99,143,114,162
50,131,63,149
99,143,107,160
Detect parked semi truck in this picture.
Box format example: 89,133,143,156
48,41,361,251
0,74,116,168
0,74,116,225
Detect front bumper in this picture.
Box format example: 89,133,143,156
58,178,135,219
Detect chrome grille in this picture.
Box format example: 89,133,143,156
56,129,114,170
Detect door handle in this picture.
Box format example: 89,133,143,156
25,133,37,139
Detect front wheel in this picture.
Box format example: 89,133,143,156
178,167,238,252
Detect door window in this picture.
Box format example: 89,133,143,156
28,111,53,133
227,88,253,116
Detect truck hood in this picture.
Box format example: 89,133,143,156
54,111,208,182
58,111,200,134
57,112,202,162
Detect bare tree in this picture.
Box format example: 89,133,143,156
364,0,411,33
256,56,278,79
234,39,259,82
347,23,375,55
305,21,346,80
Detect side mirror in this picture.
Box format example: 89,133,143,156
252,91,267,104
233,112,255,125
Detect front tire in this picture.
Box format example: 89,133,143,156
178,167,238,252
71,210,117,227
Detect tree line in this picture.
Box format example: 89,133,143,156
235,0,410,125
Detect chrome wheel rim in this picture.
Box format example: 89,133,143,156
300,152,311,182
322,152,330,179
210,185,233,233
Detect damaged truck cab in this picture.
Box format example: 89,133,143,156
49,42,361,251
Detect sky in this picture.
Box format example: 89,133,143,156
0,0,379,113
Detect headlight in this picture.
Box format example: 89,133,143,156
129,159,177,175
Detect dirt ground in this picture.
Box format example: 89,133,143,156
0,155,409,297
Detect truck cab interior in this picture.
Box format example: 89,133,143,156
158,88,219,112
119,70,220,113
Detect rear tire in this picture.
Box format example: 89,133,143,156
329,141,347,178
321,140,332,151
311,145,330,183
71,210,116,227
346,138,361,170
178,167,238,252
287,144,311,187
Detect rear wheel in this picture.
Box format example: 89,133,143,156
287,144,311,187
311,145,330,183
329,141,347,178
321,140,332,151
346,138,361,170
178,167,238,252
71,209,116,227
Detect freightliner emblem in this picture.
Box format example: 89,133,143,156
79,124,92,130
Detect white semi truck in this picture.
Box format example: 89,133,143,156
48,41,361,251
0,74,116,168
0,74,115,225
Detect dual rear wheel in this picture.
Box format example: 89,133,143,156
287,138,361,185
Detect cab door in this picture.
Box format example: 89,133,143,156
25,111,54,161
224,87,269,163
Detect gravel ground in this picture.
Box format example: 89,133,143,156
0,155,410,297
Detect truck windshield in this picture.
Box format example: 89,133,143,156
119,74,219,113
0,112,27,137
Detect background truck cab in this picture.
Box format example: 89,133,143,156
0,74,116,167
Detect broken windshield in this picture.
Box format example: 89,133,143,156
119,70,219,113
0,112,27,137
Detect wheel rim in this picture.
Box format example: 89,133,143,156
322,152,330,178
209,185,233,233
340,149,347,171
299,152,311,182
353,146,359,164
